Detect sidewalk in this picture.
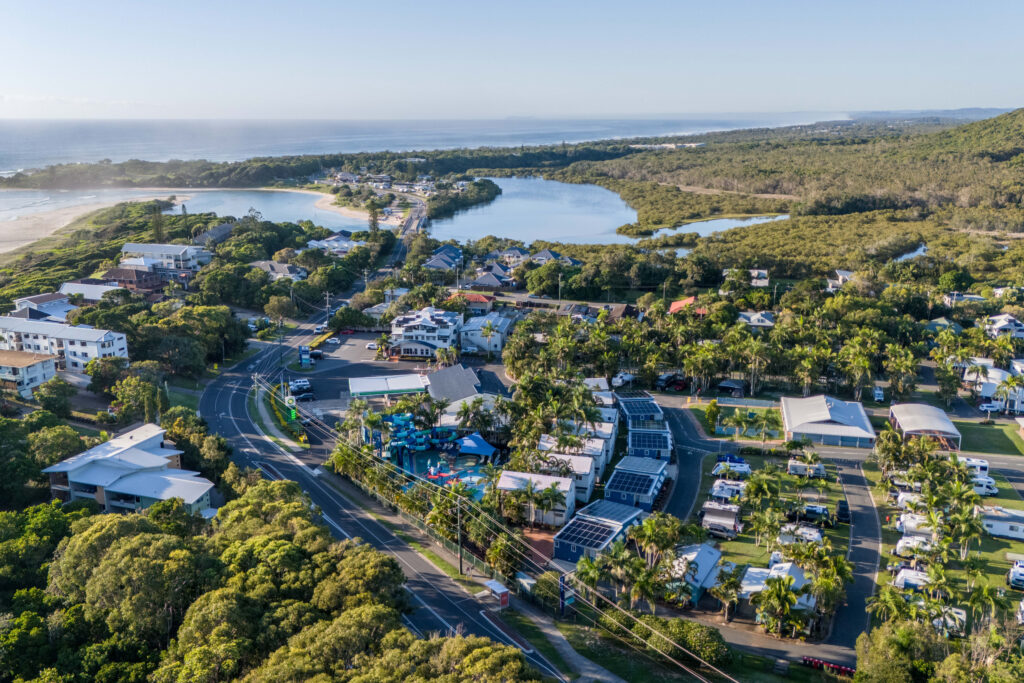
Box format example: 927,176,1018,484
512,599,627,683
253,384,303,451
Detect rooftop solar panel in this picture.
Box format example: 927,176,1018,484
619,399,663,418
614,390,652,400
629,431,670,449
556,518,618,548
606,470,657,495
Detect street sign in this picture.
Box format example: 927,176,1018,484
285,396,296,407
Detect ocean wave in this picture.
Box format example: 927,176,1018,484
78,195,97,200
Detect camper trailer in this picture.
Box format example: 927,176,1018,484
982,507,1024,541
787,459,827,478
896,492,922,510
896,512,933,538
709,479,747,503
778,523,823,546
895,535,933,558
961,457,989,476
700,501,742,539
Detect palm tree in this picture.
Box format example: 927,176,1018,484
751,574,800,636
755,409,782,453
963,555,984,592
995,375,1024,415
374,333,390,360
521,479,539,527
629,564,665,615
575,555,605,600
536,483,566,526
723,410,751,439
968,582,1009,627
709,564,743,621
604,539,634,599
925,564,952,603
627,513,683,568
867,585,909,622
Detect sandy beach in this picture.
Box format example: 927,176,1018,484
0,193,186,255
278,187,404,227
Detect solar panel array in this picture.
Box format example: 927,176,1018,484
606,470,656,495
629,430,670,450
614,390,652,400
619,399,662,418
556,517,618,549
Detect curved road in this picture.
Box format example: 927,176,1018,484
199,316,561,678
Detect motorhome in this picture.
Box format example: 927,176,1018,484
972,476,998,497
895,535,933,558
981,506,1024,541
778,523,823,545
700,501,742,539
896,512,933,538
961,457,989,476
896,491,922,510
787,459,827,478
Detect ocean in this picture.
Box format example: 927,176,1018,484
0,115,837,172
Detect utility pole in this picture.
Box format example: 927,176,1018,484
456,497,463,575
558,273,563,306
662,280,667,301
325,291,331,321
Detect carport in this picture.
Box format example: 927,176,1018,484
889,403,962,451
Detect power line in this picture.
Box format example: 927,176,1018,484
254,378,736,681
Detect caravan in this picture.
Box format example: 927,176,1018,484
787,459,827,479
972,476,998,497
961,457,989,477
700,501,742,539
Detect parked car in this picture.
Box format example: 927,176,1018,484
366,342,378,350
792,504,834,528
655,372,679,390
288,379,311,393
309,349,323,360
611,371,636,388
339,329,356,335
293,392,316,402
314,324,327,334
1008,561,1024,590
835,499,851,524
979,402,1000,413
325,337,341,345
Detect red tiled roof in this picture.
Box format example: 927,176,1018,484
669,297,707,316
449,292,495,303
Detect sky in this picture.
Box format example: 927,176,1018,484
0,0,1021,119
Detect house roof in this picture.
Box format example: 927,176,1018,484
614,455,667,476
462,312,514,335
58,282,124,301
675,543,722,589
543,452,596,476
578,500,644,526
348,374,429,397
890,403,961,439
468,272,506,287
8,308,58,321
538,434,606,458
497,470,573,494
668,297,708,315
427,363,480,402
450,292,495,304
0,350,57,368
0,317,122,343
15,292,68,305
583,377,609,391
780,394,875,440
105,469,213,504
122,242,194,256
605,469,659,497
103,267,159,282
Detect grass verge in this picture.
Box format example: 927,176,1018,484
953,420,1024,455
500,609,577,680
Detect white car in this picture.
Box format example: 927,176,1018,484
314,324,327,334
325,337,341,345
611,371,636,388
366,342,378,350
979,402,1000,413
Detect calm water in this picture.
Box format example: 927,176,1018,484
429,177,639,244
0,115,833,172
0,188,176,223
429,177,787,246
167,190,368,231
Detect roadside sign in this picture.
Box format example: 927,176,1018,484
285,396,296,407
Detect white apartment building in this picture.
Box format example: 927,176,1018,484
13,293,77,321
0,317,128,371
120,243,212,271
390,307,463,358
42,424,214,515
0,350,58,398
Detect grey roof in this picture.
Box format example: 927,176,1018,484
577,499,644,525
889,403,961,438
423,254,458,270
780,394,875,440
193,222,235,246
469,272,505,288
427,363,481,402
614,455,668,476
105,469,213,505
462,312,514,335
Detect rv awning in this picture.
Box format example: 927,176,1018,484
458,432,496,457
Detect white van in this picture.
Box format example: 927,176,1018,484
961,457,989,477
314,324,327,334
289,379,311,393
972,476,998,497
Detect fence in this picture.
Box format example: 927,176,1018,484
715,397,778,409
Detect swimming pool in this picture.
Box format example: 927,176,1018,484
401,449,486,500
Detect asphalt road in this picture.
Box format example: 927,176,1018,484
200,315,561,678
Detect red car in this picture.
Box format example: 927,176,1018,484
339,329,356,335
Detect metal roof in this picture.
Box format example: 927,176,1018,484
497,471,573,494
628,430,671,450
348,374,429,397
780,394,875,440
578,499,644,525
614,456,667,476
552,517,618,550
889,403,961,439
605,470,657,496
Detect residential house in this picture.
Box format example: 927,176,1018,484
942,292,986,306
552,500,643,564
0,350,58,398
671,543,726,602
41,424,215,514
925,317,964,335
738,562,815,616
362,302,395,321
383,287,410,304
499,246,531,267
496,471,575,526
120,243,212,272
825,269,854,293
461,312,515,353
59,281,124,303
532,249,581,266
426,363,481,404
447,292,494,316
422,253,459,271
538,433,611,477
305,232,366,256
192,222,235,247
13,293,77,321
467,272,509,290
994,286,1021,299
540,452,596,502
604,456,667,511
627,429,673,461
985,314,1024,340
668,296,708,316
738,310,776,330
101,267,167,293
249,260,307,282
0,317,129,372
389,307,463,358
721,268,769,290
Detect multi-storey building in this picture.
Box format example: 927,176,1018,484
0,317,128,371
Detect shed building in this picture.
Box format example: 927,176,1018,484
889,403,962,450
780,394,876,448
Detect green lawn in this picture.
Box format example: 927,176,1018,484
865,460,1024,603
954,420,1024,456
166,387,199,412
500,610,578,681
688,405,781,441
556,620,692,683
695,453,850,568
69,424,101,438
